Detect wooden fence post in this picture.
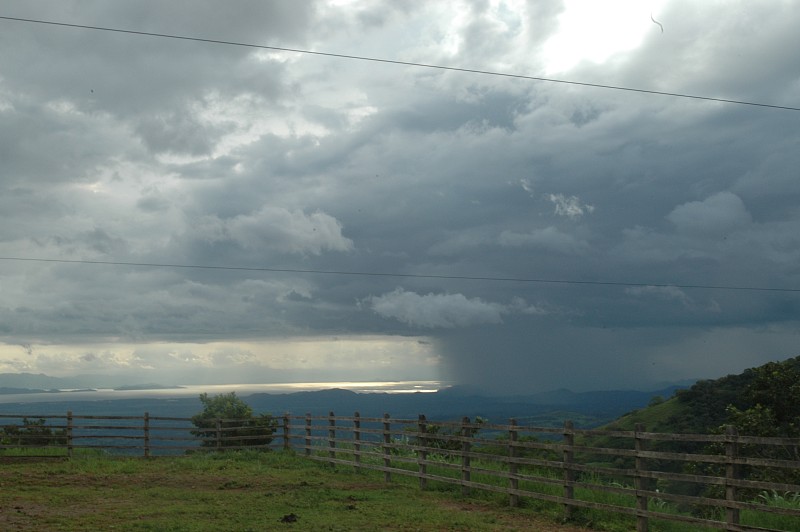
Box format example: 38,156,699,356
328,411,336,467
304,413,311,456
66,411,73,458
143,412,150,458
634,423,648,532
461,416,471,496
383,413,392,483
418,414,428,490
509,418,519,508
725,425,740,527
563,420,575,520
353,412,362,472
282,413,290,451
215,418,222,451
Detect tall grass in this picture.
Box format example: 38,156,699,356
303,436,799,531
741,491,800,531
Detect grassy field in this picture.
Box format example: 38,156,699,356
0,450,590,531
2,449,797,531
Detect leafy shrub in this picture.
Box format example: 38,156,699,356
412,417,486,451
1,417,66,447
190,392,278,449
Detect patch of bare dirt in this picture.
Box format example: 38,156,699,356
0,501,71,532
435,499,592,531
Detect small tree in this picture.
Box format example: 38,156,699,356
743,359,800,436
694,359,800,491
411,416,486,451
190,392,277,449
2,418,67,447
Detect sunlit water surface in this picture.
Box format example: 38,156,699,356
0,381,444,404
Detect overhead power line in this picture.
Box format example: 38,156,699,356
1,256,798,294
1,15,798,113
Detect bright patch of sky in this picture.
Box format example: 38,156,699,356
542,0,669,72
0,336,440,384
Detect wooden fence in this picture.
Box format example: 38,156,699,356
2,412,799,532
0,412,274,456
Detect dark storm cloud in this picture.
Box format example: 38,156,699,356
0,1,798,390
135,111,229,156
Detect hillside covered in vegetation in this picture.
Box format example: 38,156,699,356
605,355,800,437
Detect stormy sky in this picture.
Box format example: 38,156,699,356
1,1,798,394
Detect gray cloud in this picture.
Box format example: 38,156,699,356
667,192,751,235
187,207,354,256
1,1,798,392
499,226,590,254
367,289,507,328
135,111,228,156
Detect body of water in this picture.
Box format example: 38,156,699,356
0,380,443,404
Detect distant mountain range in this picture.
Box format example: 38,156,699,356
243,385,687,426
3,357,796,434
0,372,689,428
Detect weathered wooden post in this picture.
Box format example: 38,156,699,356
304,413,312,456
143,412,150,458
353,412,362,472
634,423,648,532
461,416,471,496
282,413,290,451
563,420,575,520
509,418,519,507
383,413,392,482
66,411,73,458
328,411,336,467
725,425,740,527
418,414,428,490
215,418,222,450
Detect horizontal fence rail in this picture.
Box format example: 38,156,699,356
0,412,277,457
1,411,799,531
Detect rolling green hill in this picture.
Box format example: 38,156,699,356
603,355,800,436
579,355,800,496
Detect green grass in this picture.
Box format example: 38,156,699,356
0,446,98,457
598,397,687,433
1,448,797,531
740,491,800,531
0,450,586,531
309,441,800,532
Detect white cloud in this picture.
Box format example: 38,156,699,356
519,178,535,196
499,226,590,254
192,207,353,255
366,289,504,328
548,193,595,219
541,0,670,73
366,289,548,329
667,191,752,235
